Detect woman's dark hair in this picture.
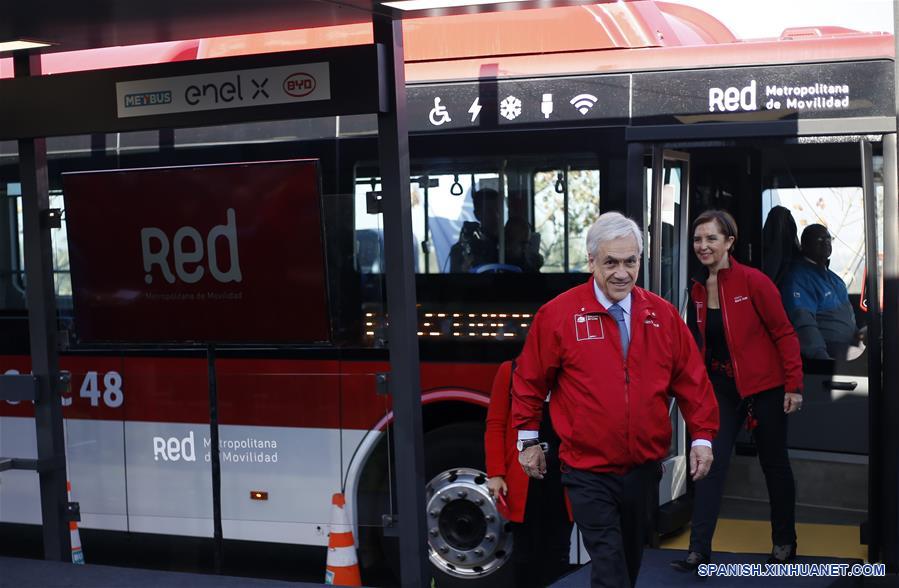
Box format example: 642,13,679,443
693,209,738,252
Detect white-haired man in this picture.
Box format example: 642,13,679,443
511,211,719,587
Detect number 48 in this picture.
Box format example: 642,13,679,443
76,371,124,408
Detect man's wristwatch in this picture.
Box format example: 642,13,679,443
516,438,542,452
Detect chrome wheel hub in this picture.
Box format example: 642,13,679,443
425,467,512,578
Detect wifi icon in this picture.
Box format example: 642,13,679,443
570,94,598,115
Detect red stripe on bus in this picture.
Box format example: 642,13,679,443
0,356,499,429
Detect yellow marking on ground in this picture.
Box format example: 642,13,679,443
660,519,867,561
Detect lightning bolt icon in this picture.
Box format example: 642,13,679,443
468,97,482,123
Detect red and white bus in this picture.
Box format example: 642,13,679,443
0,2,894,584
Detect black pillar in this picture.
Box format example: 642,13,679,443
881,133,899,571
625,142,648,288
14,50,71,562
881,9,899,566
372,14,430,588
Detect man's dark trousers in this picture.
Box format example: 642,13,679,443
562,462,659,588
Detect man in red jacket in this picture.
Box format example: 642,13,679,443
511,212,719,588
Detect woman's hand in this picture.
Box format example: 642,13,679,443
486,476,507,498
784,392,803,414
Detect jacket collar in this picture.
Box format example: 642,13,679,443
691,256,742,286
578,277,651,318
592,280,632,316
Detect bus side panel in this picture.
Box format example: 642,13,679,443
0,416,41,524
67,417,128,531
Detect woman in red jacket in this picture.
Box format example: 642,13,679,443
485,360,571,587
672,209,804,573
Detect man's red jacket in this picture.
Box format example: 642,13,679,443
689,257,803,397
510,280,719,474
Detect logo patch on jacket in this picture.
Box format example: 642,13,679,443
574,312,605,341
733,295,749,303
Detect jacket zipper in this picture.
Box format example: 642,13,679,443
624,356,630,460
616,311,630,460
718,280,743,390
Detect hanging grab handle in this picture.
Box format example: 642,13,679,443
554,172,566,194
450,174,464,196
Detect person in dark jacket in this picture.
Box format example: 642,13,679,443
781,223,863,360
449,188,501,273
672,209,804,573
485,360,571,587
512,211,719,588
762,205,801,287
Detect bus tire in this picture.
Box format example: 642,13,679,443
360,421,514,587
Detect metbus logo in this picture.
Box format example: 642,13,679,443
124,91,173,108
283,73,316,97
708,80,757,113
140,208,243,285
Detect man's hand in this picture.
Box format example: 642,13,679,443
486,476,507,498
784,392,802,414
518,445,546,479
689,444,713,481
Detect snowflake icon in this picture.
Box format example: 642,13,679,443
499,95,522,120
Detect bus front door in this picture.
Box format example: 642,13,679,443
646,147,692,535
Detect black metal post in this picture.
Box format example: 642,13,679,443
13,50,71,562
649,144,664,293
207,343,224,573
861,140,884,565
625,142,648,287
881,133,899,572
372,14,430,588
882,9,899,566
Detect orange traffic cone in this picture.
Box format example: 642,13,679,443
67,481,84,565
324,492,361,586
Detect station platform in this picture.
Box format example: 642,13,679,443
4,553,893,588
0,556,304,587
2,550,895,588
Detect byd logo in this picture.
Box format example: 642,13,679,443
153,431,196,462
141,208,242,285
283,72,316,97
708,80,757,113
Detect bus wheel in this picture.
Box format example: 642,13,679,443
422,422,513,587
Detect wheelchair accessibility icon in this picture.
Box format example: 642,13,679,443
429,97,452,126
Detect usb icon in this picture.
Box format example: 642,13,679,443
541,93,553,119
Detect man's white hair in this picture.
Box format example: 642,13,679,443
585,212,644,258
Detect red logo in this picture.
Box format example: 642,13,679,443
283,73,316,97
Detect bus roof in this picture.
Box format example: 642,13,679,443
1,2,891,81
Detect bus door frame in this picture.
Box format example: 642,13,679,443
651,147,693,534
628,120,899,570
879,131,899,570
861,136,899,565
648,146,691,314
621,143,696,536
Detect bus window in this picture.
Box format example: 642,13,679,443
534,168,599,273
6,183,72,305
356,162,599,277
762,187,866,295
354,174,464,274
353,177,385,274
423,173,487,274
645,156,688,308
